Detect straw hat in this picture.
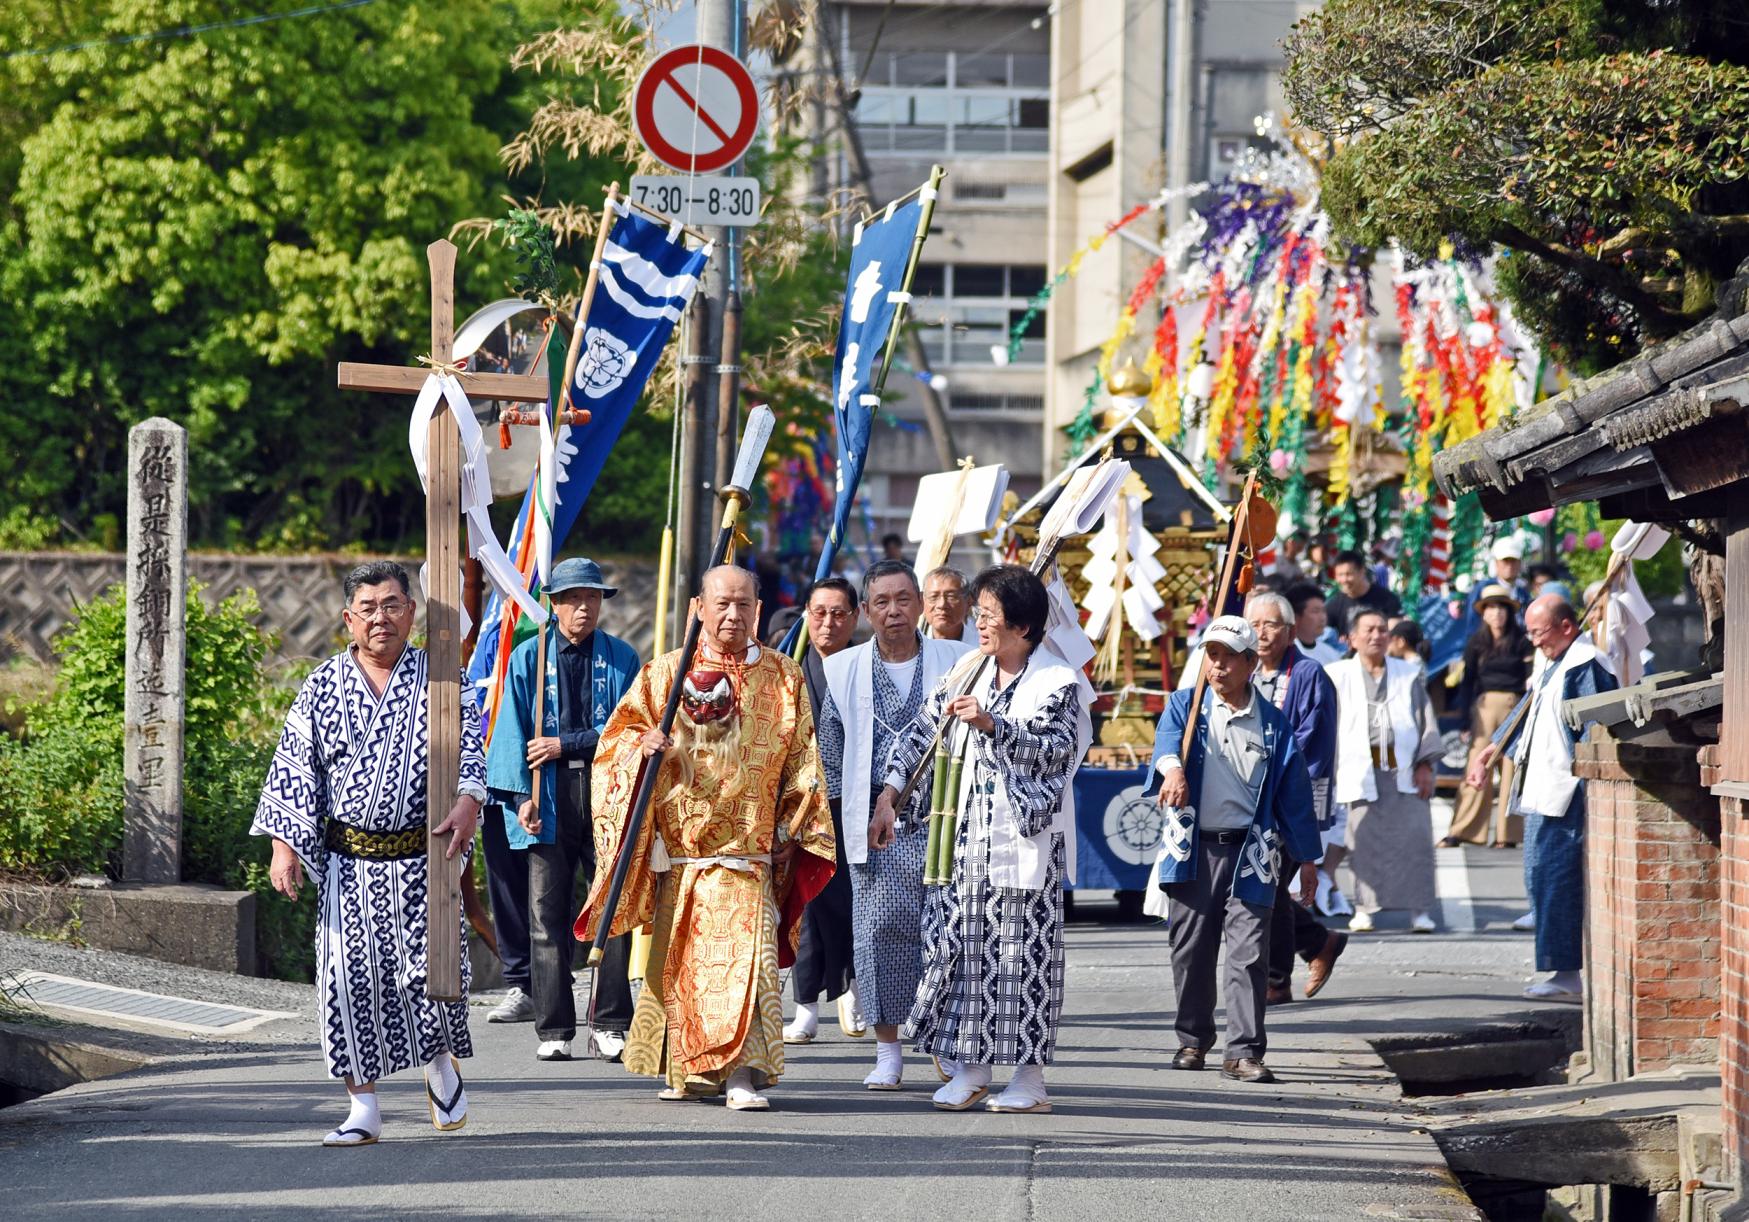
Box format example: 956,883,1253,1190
1473,583,1520,614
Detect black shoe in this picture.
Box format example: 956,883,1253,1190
1172,1047,1206,1071
1221,1058,1276,1083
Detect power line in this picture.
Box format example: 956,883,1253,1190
4,0,379,61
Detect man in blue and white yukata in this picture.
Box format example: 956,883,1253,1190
1469,593,1618,1003
817,558,970,1090
254,561,486,1147
486,556,641,1063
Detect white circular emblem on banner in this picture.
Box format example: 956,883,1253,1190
1102,783,1164,865
576,328,636,400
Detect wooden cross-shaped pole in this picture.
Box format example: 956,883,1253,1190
338,239,548,1002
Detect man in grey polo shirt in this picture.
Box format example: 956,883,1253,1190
1147,616,1320,1084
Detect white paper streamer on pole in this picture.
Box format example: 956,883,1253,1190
1600,521,1669,685
407,372,550,629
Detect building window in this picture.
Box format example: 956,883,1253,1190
855,51,1050,157
950,179,1048,205
911,263,1047,367
948,392,1046,413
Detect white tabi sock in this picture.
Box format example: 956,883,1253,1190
864,1040,903,1088
424,1054,468,1129
932,1063,992,1108
1549,969,1581,992
426,1053,460,1099
787,1002,818,1031
324,1090,380,1146
726,1067,769,1110
994,1064,1049,1109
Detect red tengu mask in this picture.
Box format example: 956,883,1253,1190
681,668,738,724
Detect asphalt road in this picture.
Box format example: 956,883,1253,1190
0,836,1551,1221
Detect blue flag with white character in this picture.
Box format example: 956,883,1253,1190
782,195,928,650
471,203,710,735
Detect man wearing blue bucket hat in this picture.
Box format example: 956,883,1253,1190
487,557,641,1062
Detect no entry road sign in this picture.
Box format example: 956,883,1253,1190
633,45,759,175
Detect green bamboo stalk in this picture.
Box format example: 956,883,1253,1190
924,738,951,884
938,748,965,883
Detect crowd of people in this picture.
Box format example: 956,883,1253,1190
249,534,1618,1143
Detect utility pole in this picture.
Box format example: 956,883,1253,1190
1165,0,1200,242
675,293,712,644
693,0,744,576
815,2,958,471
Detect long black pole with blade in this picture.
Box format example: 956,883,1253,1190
586,405,776,967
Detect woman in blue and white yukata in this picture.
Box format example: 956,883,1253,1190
876,564,1091,1115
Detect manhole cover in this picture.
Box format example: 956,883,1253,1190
8,972,298,1036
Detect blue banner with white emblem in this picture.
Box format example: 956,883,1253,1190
1070,765,1158,891
782,195,928,650
556,205,710,541
470,203,709,730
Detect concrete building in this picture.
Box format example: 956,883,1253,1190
783,1,1317,538
782,0,1055,544
1046,0,1317,474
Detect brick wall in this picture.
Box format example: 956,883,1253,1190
1709,750,1749,1188
1573,731,1722,1079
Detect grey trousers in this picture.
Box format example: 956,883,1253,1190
1165,839,1275,1061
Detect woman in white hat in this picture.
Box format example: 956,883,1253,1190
1444,584,1533,848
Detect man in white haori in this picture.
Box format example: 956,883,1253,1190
818,559,970,1088
1469,594,1618,1001
1327,607,1444,934
254,561,486,1147
922,565,980,646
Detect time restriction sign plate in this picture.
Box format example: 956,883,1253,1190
629,175,763,227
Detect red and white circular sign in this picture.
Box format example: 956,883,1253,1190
633,45,759,175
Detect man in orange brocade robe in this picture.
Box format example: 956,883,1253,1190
578,566,835,1110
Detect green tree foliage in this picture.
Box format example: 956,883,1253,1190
1284,0,1749,368
0,584,316,976
0,0,622,552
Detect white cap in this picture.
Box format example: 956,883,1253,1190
1202,615,1258,656
1491,536,1523,561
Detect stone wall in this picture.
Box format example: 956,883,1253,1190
0,550,662,666
1574,730,1722,1079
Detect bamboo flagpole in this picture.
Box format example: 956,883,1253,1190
791,165,948,662
1171,470,1263,768
529,183,621,818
